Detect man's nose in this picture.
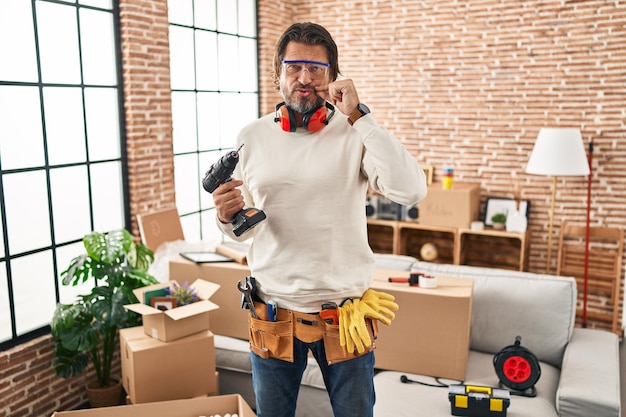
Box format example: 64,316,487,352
298,67,312,84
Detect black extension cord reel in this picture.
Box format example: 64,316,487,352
493,336,541,397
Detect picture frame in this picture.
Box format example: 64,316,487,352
484,198,530,226
150,296,177,311
421,165,434,186
143,287,169,306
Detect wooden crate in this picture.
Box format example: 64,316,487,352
398,224,455,264
458,231,526,271
367,220,395,254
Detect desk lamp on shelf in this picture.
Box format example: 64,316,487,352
525,128,590,274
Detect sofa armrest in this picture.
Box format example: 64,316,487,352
556,328,621,417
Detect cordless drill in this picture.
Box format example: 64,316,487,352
202,144,266,236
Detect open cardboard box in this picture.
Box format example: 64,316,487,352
51,393,255,417
125,279,220,342
169,258,252,340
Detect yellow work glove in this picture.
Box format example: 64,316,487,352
338,289,400,354
338,302,354,353
360,289,399,325
338,299,371,354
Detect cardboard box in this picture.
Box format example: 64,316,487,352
136,207,185,252
125,279,220,342
120,326,218,404
371,269,473,380
419,182,481,228
125,383,219,405
169,258,252,340
51,393,255,417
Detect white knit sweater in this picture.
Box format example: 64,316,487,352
217,110,427,312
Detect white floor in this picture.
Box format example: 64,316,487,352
619,338,626,417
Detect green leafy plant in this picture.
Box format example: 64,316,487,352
51,229,158,389
491,213,507,224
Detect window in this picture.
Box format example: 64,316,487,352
168,0,259,242
0,0,126,348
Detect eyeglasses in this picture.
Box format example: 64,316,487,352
281,60,330,79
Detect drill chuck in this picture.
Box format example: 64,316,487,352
202,149,240,193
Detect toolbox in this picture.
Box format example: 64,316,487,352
448,385,510,417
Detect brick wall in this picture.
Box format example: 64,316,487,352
0,335,121,417
120,0,177,237
258,0,626,334
2,1,625,416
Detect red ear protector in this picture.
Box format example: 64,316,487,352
493,336,541,397
274,101,335,132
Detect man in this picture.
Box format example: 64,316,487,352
213,22,427,417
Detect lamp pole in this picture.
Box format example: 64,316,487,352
582,141,593,327
545,176,558,274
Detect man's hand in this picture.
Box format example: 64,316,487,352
212,179,245,223
315,79,360,116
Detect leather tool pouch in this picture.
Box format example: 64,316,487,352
322,318,378,365
249,302,294,362
248,301,378,365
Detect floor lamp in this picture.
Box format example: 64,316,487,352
525,128,590,274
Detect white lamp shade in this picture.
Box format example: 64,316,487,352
525,128,590,176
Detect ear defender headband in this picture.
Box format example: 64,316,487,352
274,101,336,132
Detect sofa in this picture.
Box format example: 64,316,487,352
374,261,621,417
213,257,621,417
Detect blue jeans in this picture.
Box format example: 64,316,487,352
250,337,375,417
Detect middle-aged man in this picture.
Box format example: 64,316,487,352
213,22,427,417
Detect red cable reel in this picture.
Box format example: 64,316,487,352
493,336,541,396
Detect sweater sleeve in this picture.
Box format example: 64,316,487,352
353,115,427,205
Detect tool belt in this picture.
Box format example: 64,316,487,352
248,301,378,365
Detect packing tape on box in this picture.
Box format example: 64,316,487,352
419,274,438,289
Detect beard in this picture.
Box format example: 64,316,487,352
281,83,325,114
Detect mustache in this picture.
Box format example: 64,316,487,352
293,84,315,93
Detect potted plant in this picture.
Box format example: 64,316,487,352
165,281,199,306
51,229,158,407
491,213,507,230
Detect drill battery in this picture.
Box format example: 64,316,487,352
448,385,510,417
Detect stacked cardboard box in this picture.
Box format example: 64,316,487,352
419,182,481,228
120,327,219,404
120,279,222,404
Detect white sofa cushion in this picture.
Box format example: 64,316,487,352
373,253,418,271
411,262,577,367
374,350,561,417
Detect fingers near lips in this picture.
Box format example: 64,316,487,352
314,85,330,101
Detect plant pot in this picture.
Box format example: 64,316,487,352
86,379,122,408
492,222,505,230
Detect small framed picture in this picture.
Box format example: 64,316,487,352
150,296,177,311
484,198,530,226
421,165,434,186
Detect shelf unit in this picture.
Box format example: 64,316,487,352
367,219,529,271
366,219,398,254
456,228,529,271
398,222,457,265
